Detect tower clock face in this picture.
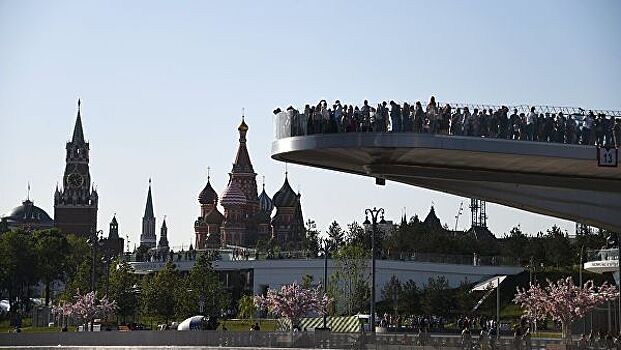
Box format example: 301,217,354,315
68,173,84,187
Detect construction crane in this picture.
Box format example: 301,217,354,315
454,201,464,231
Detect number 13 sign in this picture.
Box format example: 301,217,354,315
598,146,618,167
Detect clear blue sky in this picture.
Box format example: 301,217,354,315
1,0,620,248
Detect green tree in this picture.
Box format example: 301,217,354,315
301,274,314,289
400,279,421,315
346,221,368,248
0,229,38,313
574,225,606,251
303,219,320,256
61,234,100,300
352,279,370,314
108,259,138,323
381,275,403,316
178,255,229,320
237,294,256,320
141,262,180,323
452,279,474,317
332,244,369,315
33,229,70,305
500,226,529,263
421,276,452,316
327,221,344,248
543,226,574,267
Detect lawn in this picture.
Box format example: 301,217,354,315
218,319,278,331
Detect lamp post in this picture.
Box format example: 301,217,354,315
101,253,113,296
607,233,621,334
364,207,386,334
320,238,331,330
88,230,104,292
617,233,621,334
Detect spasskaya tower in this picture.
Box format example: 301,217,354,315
54,99,98,237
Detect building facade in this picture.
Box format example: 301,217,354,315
54,100,98,237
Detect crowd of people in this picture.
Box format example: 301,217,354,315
377,313,446,332
275,97,621,146
577,331,621,350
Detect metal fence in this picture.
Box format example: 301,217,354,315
124,248,519,268
0,330,584,349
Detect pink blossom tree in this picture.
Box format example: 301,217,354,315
255,282,331,330
51,290,116,331
514,277,618,343
51,301,74,329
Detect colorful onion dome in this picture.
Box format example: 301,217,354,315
221,182,247,206
272,175,297,207
259,186,274,214
198,178,218,204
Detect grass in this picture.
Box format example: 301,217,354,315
0,326,71,333
218,319,278,331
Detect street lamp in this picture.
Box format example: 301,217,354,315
88,230,104,292
319,238,331,330
613,233,621,334
363,207,386,334
101,253,114,296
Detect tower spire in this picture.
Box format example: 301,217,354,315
27,181,30,201
144,179,154,218
71,98,85,143
232,117,253,173
140,178,157,249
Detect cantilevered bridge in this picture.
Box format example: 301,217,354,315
271,104,621,232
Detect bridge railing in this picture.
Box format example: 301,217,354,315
273,102,620,147
585,248,619,263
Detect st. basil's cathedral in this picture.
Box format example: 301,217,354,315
193,118,305,250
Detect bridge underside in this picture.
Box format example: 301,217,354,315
272,133,621,232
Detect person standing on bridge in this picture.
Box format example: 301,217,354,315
390,100,402,132
426,96,438,133
402,102,412,132
583,111,594,145
333,100,343,133
360,100,371,132
614,117,621,146
451,108,463,135
440,104,451,135
320,100,329,134
463,107,472,136
603,114,615,146
487,108,499,138
414,101,424,133
527,107,536,141
376,101,388,132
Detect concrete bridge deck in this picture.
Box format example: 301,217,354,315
271,132,621,231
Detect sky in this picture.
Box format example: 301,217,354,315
1,0,620,248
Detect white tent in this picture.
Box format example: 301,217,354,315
470,275,507,339
0,300,9,313
471,275,507,291
177,316,205,331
